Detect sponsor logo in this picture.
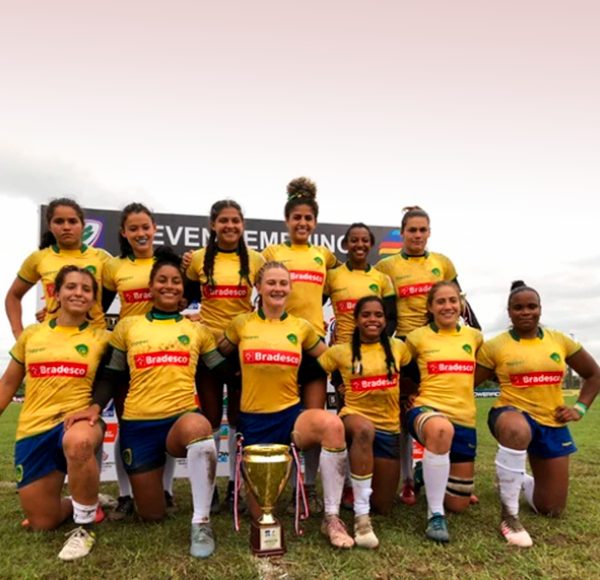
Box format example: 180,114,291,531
82,219,103,247
350,374,398,391
550,352,561,363
377,229,403,257
427,360,475,374
203,285,248,299
562,441,573,447
134,351,191,368
75,344,89,357
123,288,152,303
45,282,56,297
336,299,358,313
431,267,441,277
369,284,379,293
462,344,472,354
123,448,133,466
29,361,88,378
314,256,323,266
289,270,324,285
287,334,298,345
15,464,23,483
178,334,190,345
243,349,301,366
103,422,118,444
85,265,97,276
509,371,564,387
398,282,433,298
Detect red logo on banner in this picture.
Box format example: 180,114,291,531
509,371,564,387
134,351,190,368
350,374,398,391
399,283,433,298
103,422,118,443
123,288,152,303
29,362,88,378
289,270,324,285
427,361,475,374
243,349,301,366
336,299,358,313
203,285,248,299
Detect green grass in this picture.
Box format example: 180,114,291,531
1,399,599,579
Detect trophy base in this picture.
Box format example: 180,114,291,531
250,519,286,557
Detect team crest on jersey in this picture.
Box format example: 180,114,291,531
550,352,561,363
287,333,298,345
431,267,441,277
178,335,190,346
85,265,97,276
314,257,323,266
462,344,472,354
75,344,89,357
123,448,133,466
15,464,23,483
369,284,379,293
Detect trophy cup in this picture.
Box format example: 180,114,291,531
242,444,293,557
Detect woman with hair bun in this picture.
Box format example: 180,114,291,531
262,177,341,512
475,280,600,548
375,205,480,505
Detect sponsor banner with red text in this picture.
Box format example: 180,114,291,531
509,371,564,387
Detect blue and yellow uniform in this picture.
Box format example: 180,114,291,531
375,251,456,336
17,244,111,329
103,255,155,318
324,264,395,344
10,320,109,487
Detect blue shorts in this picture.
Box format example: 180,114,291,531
238,403,302,447
14,423,67,489
373,430,400,460
120,410,200,474
488,406,577,459
407,406,477,463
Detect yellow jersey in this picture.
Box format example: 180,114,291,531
375,251,457,336
324,263,395,344
186,247,264,337
262,242,338,337
17,244,111,329
110,313,218,420
224,310,321,413
477,328,581,427
318,339,411,432
10,320,109,440
103,255,154,318
406,324,483,427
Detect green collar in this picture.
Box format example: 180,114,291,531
52,243,88,254
49,318,89,331
257,308,288,321
509,327,544,341
401,249,429,259
345,261,371,272
146,309,183,322
430,322,461,333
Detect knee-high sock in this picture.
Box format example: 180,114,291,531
351,473,373,517
228,426,237,482
522,472,537,512
400,431,413,482
320,447,347,516
162,454,176,496
495,445,527,517
187,437,217,524
115,434,132,498
423,449,450,517
303,445,320,487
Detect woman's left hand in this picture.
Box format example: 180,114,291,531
554,405,582,423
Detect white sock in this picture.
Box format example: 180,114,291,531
162,454,176,496
495,445,527,517
72,499,98,525
320,447,347,516
115,435,132,498
400,432,414,482
187,437,217,524
351,473,373,517
304,446,320,487
228,426,237,482
522,472,537,513
423,449,450,517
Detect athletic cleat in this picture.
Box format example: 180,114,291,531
190,522,215,558
97,493,118,510
321,515,354,549
341,486,354,511
399,480,417,506
58,527,96,561
354,514,379,549
426,513,449,543
305,484,324,515
413,461,424,493
500,515,533,547
226,480,246,514
210,487,221,515
108,495,134,521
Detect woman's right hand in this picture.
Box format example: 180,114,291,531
64,404,101,429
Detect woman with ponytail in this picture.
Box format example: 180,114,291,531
5,198,110,339
185,200,264,510
317,296,411,549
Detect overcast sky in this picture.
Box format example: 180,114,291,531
1,0,599,365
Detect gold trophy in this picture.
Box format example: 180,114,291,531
242,444,293,557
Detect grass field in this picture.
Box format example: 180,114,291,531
1,398,599,579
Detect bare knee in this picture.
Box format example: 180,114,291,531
352,424,375,448
424,422,454,454
496,421,530,449
63,437,96,464
322,416,345,447
445,495,470,514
